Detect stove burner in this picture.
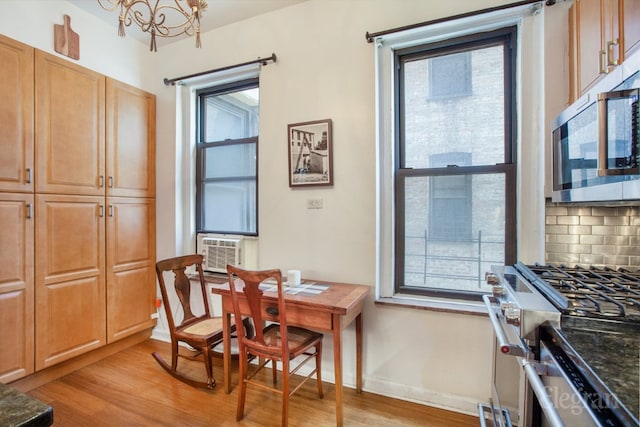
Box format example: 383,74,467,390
519,263,640,321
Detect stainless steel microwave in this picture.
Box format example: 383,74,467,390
551,49,640,203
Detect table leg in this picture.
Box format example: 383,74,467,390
332,314,343,427
355,312,363,393
222,310,232,394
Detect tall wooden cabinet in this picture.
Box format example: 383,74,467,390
33,51,157,370
570,0,640,101
0,33,156,381
105,79,156,344
0,36,34,383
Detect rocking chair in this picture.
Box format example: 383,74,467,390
153,254,250,389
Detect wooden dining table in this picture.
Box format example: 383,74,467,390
206,276,370,427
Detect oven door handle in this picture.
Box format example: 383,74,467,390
522,360,566,427
482,295,526,357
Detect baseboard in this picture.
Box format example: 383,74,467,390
288,363,478,416
9,330,152,393
362,376,480,416
150,327,170,343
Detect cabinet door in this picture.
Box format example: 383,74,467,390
0,193,34,382
106,79,156,198
35,50,105,196
35,194,106,370
604,0,622,67
106,197,156,343
622,0,640,57
573,0,607,97
0,35,34,193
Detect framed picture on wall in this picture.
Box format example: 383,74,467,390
288,119,333,187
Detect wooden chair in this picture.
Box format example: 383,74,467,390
153,254,241,389
226,265,324,427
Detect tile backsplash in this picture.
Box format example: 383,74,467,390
545,201,640,269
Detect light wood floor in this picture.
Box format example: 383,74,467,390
27,339,479,426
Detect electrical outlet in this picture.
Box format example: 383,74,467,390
151,312,159,319
307,198,323,209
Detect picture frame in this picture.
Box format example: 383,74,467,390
288,119,333,187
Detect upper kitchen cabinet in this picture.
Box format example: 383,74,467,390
35,50,105,196
106,79,156,198
622,0,640,57
0,35,34,193
570,0,640,101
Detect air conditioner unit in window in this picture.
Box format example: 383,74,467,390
196,234,258,273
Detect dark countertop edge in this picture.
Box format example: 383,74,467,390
17,407,54,427
541,322,639,426
0,382,53,427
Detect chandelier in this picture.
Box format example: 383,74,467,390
97,0,208,52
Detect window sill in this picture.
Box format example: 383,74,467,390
375,294,488,316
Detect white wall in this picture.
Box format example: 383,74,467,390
1,0,571,417
0,0,155,91
151,0,570,416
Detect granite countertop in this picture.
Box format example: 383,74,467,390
552,317,639,426
0,383,53,427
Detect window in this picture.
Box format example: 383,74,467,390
395,27,517,300
196,79,259,235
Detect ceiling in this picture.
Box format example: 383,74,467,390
73,0,308,48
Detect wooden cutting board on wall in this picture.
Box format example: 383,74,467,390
54,15,79,60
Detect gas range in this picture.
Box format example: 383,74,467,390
517,263,640,321
514,262,640,426
481,262,639,427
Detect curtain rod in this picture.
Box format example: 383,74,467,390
163,53,277,86
365,0,556,43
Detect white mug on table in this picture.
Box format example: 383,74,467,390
287,269,301,286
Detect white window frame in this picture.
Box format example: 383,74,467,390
374,3,546,305
173,64,261,256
